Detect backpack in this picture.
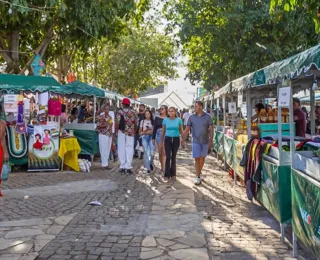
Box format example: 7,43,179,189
119,114,125,131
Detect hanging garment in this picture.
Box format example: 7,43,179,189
241,137,271,200
48,98,62,116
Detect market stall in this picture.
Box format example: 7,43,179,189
59,80,107,159
212,44,320,252
0,74,63,171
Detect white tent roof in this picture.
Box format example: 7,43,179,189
140,91,189,110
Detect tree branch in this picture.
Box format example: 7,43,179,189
20,24,55,75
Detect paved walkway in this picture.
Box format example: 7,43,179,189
0,146,316,259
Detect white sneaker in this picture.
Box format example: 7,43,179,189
194,177,201,185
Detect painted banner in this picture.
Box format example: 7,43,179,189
292,168,320,258
28,124,60,171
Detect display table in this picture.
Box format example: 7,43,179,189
58,137,81,171
63,123,99,156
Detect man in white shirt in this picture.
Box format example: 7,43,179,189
182,109,190,140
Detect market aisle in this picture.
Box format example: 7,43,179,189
0,147,317,259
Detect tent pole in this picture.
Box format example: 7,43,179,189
216,97,220,160
223,94,227,170
277,83,283,165
246,90,252,138
93,96,96,126
310,83,315,135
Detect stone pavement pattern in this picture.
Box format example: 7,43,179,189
0,147,317,260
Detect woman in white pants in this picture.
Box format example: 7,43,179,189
97,105,113,170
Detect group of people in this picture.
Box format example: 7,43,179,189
97,98,214,185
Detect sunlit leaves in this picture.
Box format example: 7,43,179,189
164,0,318,89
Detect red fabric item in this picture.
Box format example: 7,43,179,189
48,99,62,116
122,98,130,105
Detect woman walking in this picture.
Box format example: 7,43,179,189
161,107,184,182
152,105,168,174
139,110,154,174
97,104,113,170
0,105,9,197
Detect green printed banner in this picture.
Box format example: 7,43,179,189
216,131,224,159
292,168,320,259
224,136,236,169
258,160,292,223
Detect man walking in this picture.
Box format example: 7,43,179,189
134,104,146,159
182,101,213,185
115,98,138,174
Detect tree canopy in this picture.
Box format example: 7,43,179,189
270,0,320,33
164,0,319,90
72,24,178,95
0,0,150,74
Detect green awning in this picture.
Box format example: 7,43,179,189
0,74,61,93
231,72,255,92
61,81,106,98
214,82,232,99
104,90,117,100
252,44,320,87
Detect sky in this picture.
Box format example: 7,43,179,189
147,0,200,105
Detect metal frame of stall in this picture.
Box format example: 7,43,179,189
212,73,319,246
286,76,319,258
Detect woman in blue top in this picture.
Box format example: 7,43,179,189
161,107,184,182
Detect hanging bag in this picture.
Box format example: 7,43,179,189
1,162,11,181
48,97,62,116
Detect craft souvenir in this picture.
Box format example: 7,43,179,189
50,128,59,138
33,133,43,150
48,96,61,116
43,129,51,145
15,92,27,134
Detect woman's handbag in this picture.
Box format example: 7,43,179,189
1,162,11,181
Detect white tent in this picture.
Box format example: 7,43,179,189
140,91,189,110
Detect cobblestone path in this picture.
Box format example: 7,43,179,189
0,147,316,260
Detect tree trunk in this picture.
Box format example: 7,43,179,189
19,24,55,75
10,30,20,73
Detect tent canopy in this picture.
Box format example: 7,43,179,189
0,74,61,93
61,81,106,98
214,44,320,99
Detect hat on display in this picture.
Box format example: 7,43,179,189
122,98,131,105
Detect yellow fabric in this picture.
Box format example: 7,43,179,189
251,143,257,161
58,137,81,172
263,143,271,154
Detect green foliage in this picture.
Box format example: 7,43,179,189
0,0,150,73
73,24,178,95
164,0,319,89
270,0,320,33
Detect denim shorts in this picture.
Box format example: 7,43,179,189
155,129,162,144
192,142,209,158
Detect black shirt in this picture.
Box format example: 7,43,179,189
152,116,164,140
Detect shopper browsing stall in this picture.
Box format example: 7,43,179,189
293,97,307,137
